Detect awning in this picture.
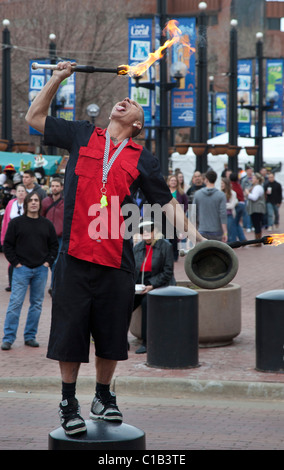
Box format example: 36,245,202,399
0,152,62,176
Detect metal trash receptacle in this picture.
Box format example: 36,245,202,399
256,290,284,372
147,286,199,369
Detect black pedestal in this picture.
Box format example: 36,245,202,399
49,420,146,450
256,290,284,372
147,286,199,369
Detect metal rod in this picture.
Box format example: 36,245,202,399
31,62,124,74
228,236,271,248
179,236,272,256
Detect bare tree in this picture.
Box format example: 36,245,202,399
0,0,141,143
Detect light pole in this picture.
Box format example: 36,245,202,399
239,32,274,172
157,0,169,176
86,104,100,125
49,33,57,155
2,19,12,150
196,2,208,173
228,19,238,173
255,32,264,172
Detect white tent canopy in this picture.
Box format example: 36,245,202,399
170,131,284,191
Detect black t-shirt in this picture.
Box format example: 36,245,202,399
3,215,59,268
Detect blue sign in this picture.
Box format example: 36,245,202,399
170,18,196,127
29,60,50,135
237,59,253,136
215,93,227,136
266,59,284,137
28,59,76,135
128,18,153,127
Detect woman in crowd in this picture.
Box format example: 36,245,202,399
229,173,247,243
1,184,27,291
244,173,266,246
221,177,238,243
132,219,175,354
167,174,188,260
176,171,189,194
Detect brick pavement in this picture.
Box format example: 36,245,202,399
1,207,284,450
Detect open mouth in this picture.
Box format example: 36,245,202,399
115,102,127,112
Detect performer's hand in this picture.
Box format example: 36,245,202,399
143,285,153,293
53,61,76,80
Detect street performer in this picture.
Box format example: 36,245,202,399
25,61,205,436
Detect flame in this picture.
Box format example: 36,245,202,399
265,234,284,246
118,20,195,77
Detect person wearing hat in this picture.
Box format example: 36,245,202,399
133,219,175,354
0,164,16,186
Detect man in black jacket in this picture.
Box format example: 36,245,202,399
264,172,282,230
1,192,58,351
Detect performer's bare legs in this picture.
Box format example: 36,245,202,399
59,358,117,384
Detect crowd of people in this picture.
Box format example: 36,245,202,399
1,161,282,354
169,164,282,247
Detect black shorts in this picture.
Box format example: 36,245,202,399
47,253,135,363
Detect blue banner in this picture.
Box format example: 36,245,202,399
154,15,160,126
128,18,153,127
266,58,284,137
215,93,227,136
170,18,196,127
29,59,76,135
237,59,253,136
29,59,50,135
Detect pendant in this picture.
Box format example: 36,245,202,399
100,194,108,208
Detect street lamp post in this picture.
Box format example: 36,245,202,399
239,32,274,172
196,2,208,173
86,103,100,125
49,33,57,155
2,19,13,150
157,0,169,176
255,32,264,172
228,19,238,173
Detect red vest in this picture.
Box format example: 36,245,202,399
68,128,142,269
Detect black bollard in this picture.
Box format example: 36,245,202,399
48,420,146,450
256,290,284,372
147,286,199,369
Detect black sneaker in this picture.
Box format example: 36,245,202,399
59,398,87,435
89,392,123,422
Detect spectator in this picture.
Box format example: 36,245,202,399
186,170,205,204
264,172,282,231
229,173,247,243
132,218,175,354
1,192,58,350
221,177,238,243
167,174,188,260
41,177,64,294
193,169,227,242
176,171,189,194
0,164,16,186
244,173,266,246
1,184,27,291
22,169,47,200
241,166,253,232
